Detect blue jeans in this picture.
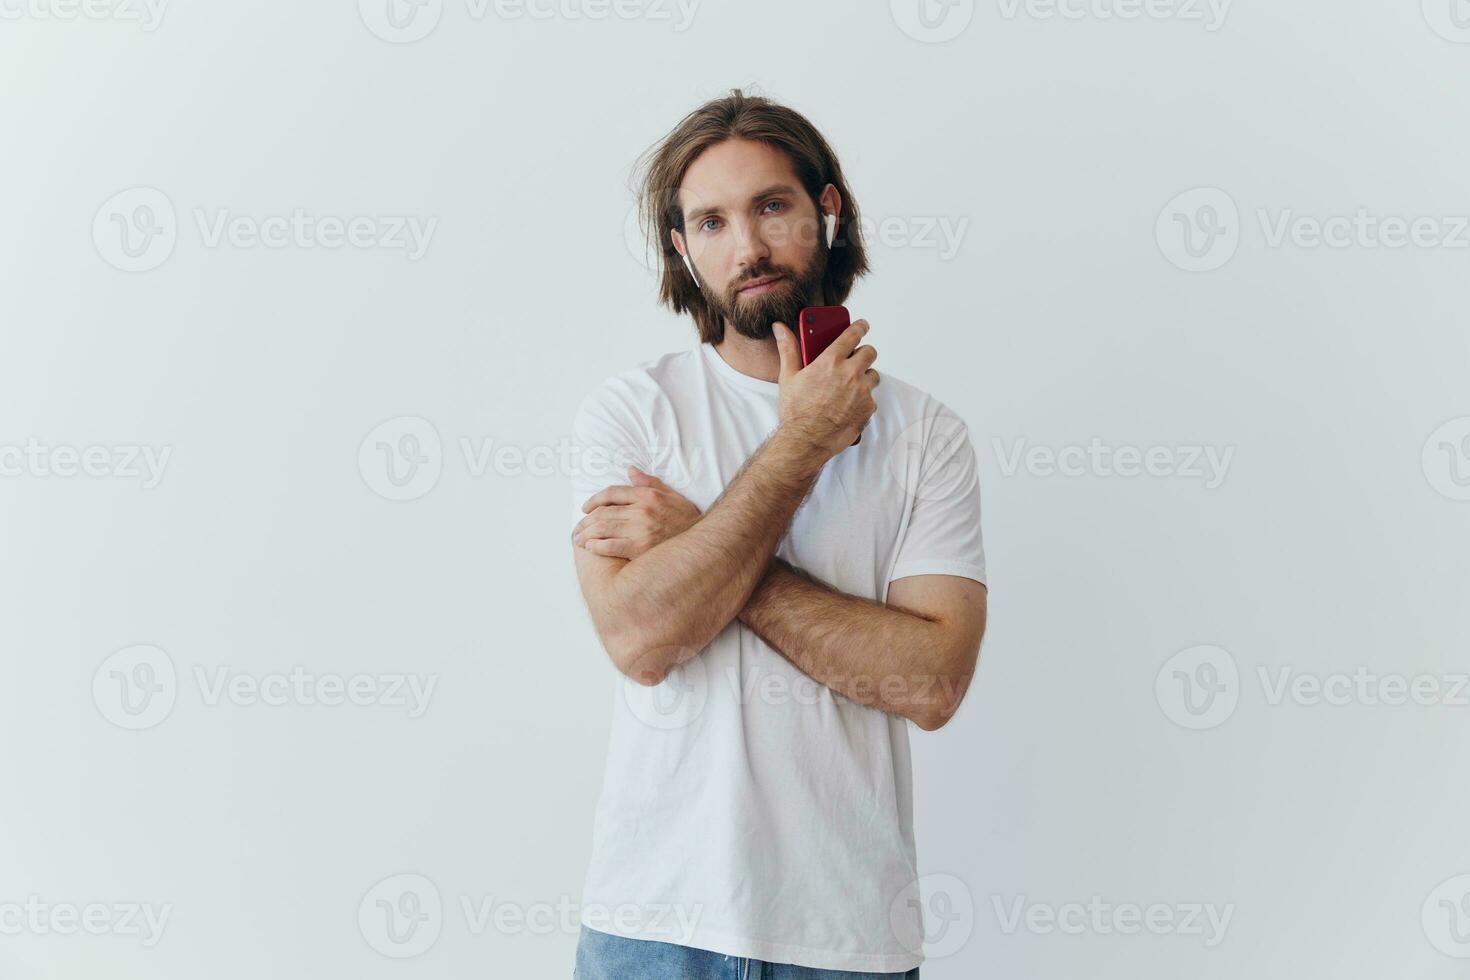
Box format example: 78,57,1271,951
574,926,921,979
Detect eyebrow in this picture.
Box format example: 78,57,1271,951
684,183,801,225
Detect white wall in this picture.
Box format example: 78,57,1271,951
2,1,1467,977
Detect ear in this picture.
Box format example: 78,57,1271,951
819,184,843,247
670,228,700,288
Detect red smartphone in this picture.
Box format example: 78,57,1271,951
796,305,862,446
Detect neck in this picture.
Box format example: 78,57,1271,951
713,330,781,383
712,284,828,384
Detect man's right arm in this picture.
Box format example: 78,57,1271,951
573,423,826,685
572,319,878,686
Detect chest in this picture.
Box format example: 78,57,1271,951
651,400,911,598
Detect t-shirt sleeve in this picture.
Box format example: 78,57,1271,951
886,406,988,588
570,381,649,531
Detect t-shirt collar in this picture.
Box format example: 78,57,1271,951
700,341,780,396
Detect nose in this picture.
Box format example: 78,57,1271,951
730,217,770,272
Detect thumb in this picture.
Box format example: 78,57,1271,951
772,322,799,382
627,465,670,490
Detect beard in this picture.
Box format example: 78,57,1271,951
702,237,828,341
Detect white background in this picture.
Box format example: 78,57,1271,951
2,0,1468,977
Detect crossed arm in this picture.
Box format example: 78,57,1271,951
572,440,986,730
739,558,985,731
571,424,830,686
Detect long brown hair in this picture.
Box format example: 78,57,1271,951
633,89,871,344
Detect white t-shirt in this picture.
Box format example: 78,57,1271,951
570,341,987,973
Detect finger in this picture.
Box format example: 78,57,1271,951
587,503,638,518
580,485,640,512
772,321,801,382
627,465,671,491
573,516,622,546
584,537,638,559
572,519,597,547
770,321,805,382
576,504,634,533
823,319,869,362
585,508,638,535
849,345,878,372
864,368,881,389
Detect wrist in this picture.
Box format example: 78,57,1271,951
739,557,789,626
770,421,834,475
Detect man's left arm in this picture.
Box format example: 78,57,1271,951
738,559,986,731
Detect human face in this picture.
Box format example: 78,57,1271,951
673,139,836,341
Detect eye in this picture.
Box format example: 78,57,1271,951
699,217,722,232
761,200,787,214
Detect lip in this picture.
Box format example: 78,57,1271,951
738,275,783,295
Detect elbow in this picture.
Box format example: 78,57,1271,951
911,703,957,732
911,649,979,732
603,630,665,686
605,630,693,688
606,606,716,689
910,711,941,732
907,674,961,731
579,558,703,687
615,648,674,687
592,594,677,686
911,692,965,731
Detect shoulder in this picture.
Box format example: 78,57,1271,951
870,369,981,472
873,369,967,427
572,348,699,431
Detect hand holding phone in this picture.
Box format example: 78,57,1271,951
776,304,876,455
798,305,852,369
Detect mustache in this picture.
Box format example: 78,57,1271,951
730,266,792,292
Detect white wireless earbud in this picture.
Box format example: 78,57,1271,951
680,251,700,288
824,212,837,248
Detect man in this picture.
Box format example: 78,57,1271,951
569,89,988,978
